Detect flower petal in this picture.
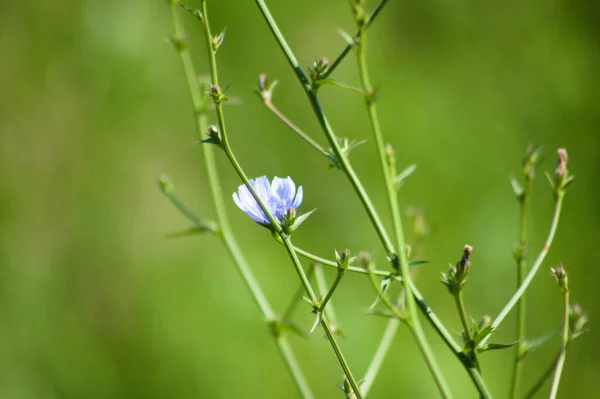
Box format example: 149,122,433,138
271,176,295,203
292,185,303,208
235,180,269,224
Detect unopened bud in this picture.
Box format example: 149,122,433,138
336,249,351,271
158,174,174,196
458,245,473,272
550,264,568,293
357,251,372,269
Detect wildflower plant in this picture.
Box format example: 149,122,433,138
160,0,588,397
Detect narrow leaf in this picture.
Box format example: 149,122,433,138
320,78,363,93
167,223,218,238
408,260,429,267
545,170,555,189
279,320,307,339
337,29,356,47
509,174,524,198
369,275,392,310
364,309,396,319
520,327,560,360
395,163,417,188
309,312,322,335
473,325,493,346
291,208,317,231
479,340,521,353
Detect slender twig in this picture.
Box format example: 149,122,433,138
170,3,313,398
262,100,330,158
314,264,341,328
353,6,451,396
509,170,535,398
322,0,389,80
361,316,400,396
523,350,561,399
479,191,565,349
453,290,480,371
548,272,570,399
283,264,315,322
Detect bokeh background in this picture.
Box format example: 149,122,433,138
1,0,598,398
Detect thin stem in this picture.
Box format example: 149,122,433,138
322,0,389,79
274,337,316,399
453,291,480,371
253,0,396,257
354,10,451,397
293,246,396,279
263,100,330,158
509,177,534,399
523,350,560,399
171,3,313,398
314,264,340,327
548,288,570,399
480,191,565,349
283,264,315,322
361,317,400,397
319,269,345,312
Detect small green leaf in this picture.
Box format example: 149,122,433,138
562,175,576,190
408,260,429,267
337,29,356,47
309,312,322,335
290,208,317,231
167,223,218,238
320,78,363,93
478,340,521,353
364,309,396,319
395,164,417,188
473,325,493,346
279,320,307,339
369,275,392,310
212,26,226,50
159,174,174,196
509,174,524,198
519,328,560,360
545,170,555,189
179,3,203,21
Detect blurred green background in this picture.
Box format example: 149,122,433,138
1,0,598,397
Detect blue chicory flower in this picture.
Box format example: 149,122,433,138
232,176,303,225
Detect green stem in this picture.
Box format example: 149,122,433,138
322,0,389,79
263,100,330,158
509,177,533,399
171,3,314,398
453,290,480,371
252,0,396,257
314,264,340,327
355,13,451,398
523,350,560,399
318,268,345,313
283,264,315,322
480,191,565,349
274,337,316,399
548,288,570,399
361,316,400,397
